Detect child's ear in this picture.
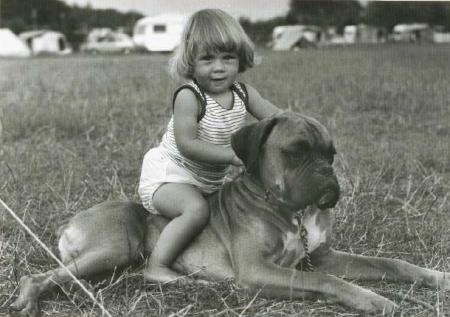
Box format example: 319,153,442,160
231,117,277,175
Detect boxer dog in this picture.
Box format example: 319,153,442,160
10,112,449,316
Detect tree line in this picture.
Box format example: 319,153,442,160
0,0,143,49
1,0,450,48
242,1,450,45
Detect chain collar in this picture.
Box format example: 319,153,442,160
294,210,314,272
263,189,313,272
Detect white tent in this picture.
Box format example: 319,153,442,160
19,30,72,55
0,29,31,57
272,25,321,50
133,13,187,52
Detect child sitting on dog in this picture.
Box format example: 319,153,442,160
138,8,281,283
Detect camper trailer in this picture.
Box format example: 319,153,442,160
133,13,187,52
0,29,31,57
19,30,72,55
392,23,432,42
271,25,321,50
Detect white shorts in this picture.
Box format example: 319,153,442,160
138,146,220,214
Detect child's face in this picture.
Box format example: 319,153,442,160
192,49,239,96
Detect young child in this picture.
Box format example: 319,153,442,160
139,8,281,283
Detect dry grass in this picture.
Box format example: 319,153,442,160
1,44,449,316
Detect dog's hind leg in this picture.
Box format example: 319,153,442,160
313,248,450,290
10,201,147,317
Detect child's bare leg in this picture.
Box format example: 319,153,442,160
144,183,209,283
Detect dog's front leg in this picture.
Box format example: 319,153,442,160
232,243,397,313
312,248,450,290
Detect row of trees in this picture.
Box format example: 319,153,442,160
242,1,450,44
1,0,450,47
363,1,450,30
0,0,143,49
290,0,450,30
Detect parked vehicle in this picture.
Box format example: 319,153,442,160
81,28,135,54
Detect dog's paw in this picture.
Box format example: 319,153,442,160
421,271,450,290
441,273,450,291
9,276,41,317
364,293,397,314
339,287,397,314
9,297,39,317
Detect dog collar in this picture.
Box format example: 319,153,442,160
237,173,313,271
239,173,301,211
294,211,314,272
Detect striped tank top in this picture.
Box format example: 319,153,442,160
159,80,249,189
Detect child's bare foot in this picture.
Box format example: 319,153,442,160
143,264,186,284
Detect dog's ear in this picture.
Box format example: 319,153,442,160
231,117,277,174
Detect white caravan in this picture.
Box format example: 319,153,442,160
0,29,31,57
392,23,431,42
133,13,187,52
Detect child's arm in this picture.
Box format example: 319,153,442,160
245,84,283,120
173,88,242,166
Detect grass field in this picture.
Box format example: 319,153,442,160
0,44,449,316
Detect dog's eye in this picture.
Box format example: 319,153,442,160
282,140,310,163
284,150,304,162
285,140,310,153
297,140,311,151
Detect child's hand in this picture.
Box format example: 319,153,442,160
231,154,244,167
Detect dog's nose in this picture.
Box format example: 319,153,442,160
317,185,340,209
317,191,338,209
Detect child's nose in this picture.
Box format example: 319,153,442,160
212,59,225,71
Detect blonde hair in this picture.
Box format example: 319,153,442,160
169,9,255,80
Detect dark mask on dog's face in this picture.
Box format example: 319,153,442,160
232,112,340,210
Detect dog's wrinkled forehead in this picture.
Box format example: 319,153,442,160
231,112,336,174
269,113,334,150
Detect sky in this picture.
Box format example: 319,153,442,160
62,0,291,21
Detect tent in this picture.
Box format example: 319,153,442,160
19,30,72,55
271,25,321,50
133,13,187,52
0,29,31,57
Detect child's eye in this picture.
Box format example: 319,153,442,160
200,55,213,61
224,54,237,60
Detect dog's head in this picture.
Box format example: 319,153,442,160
231,112,339,210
